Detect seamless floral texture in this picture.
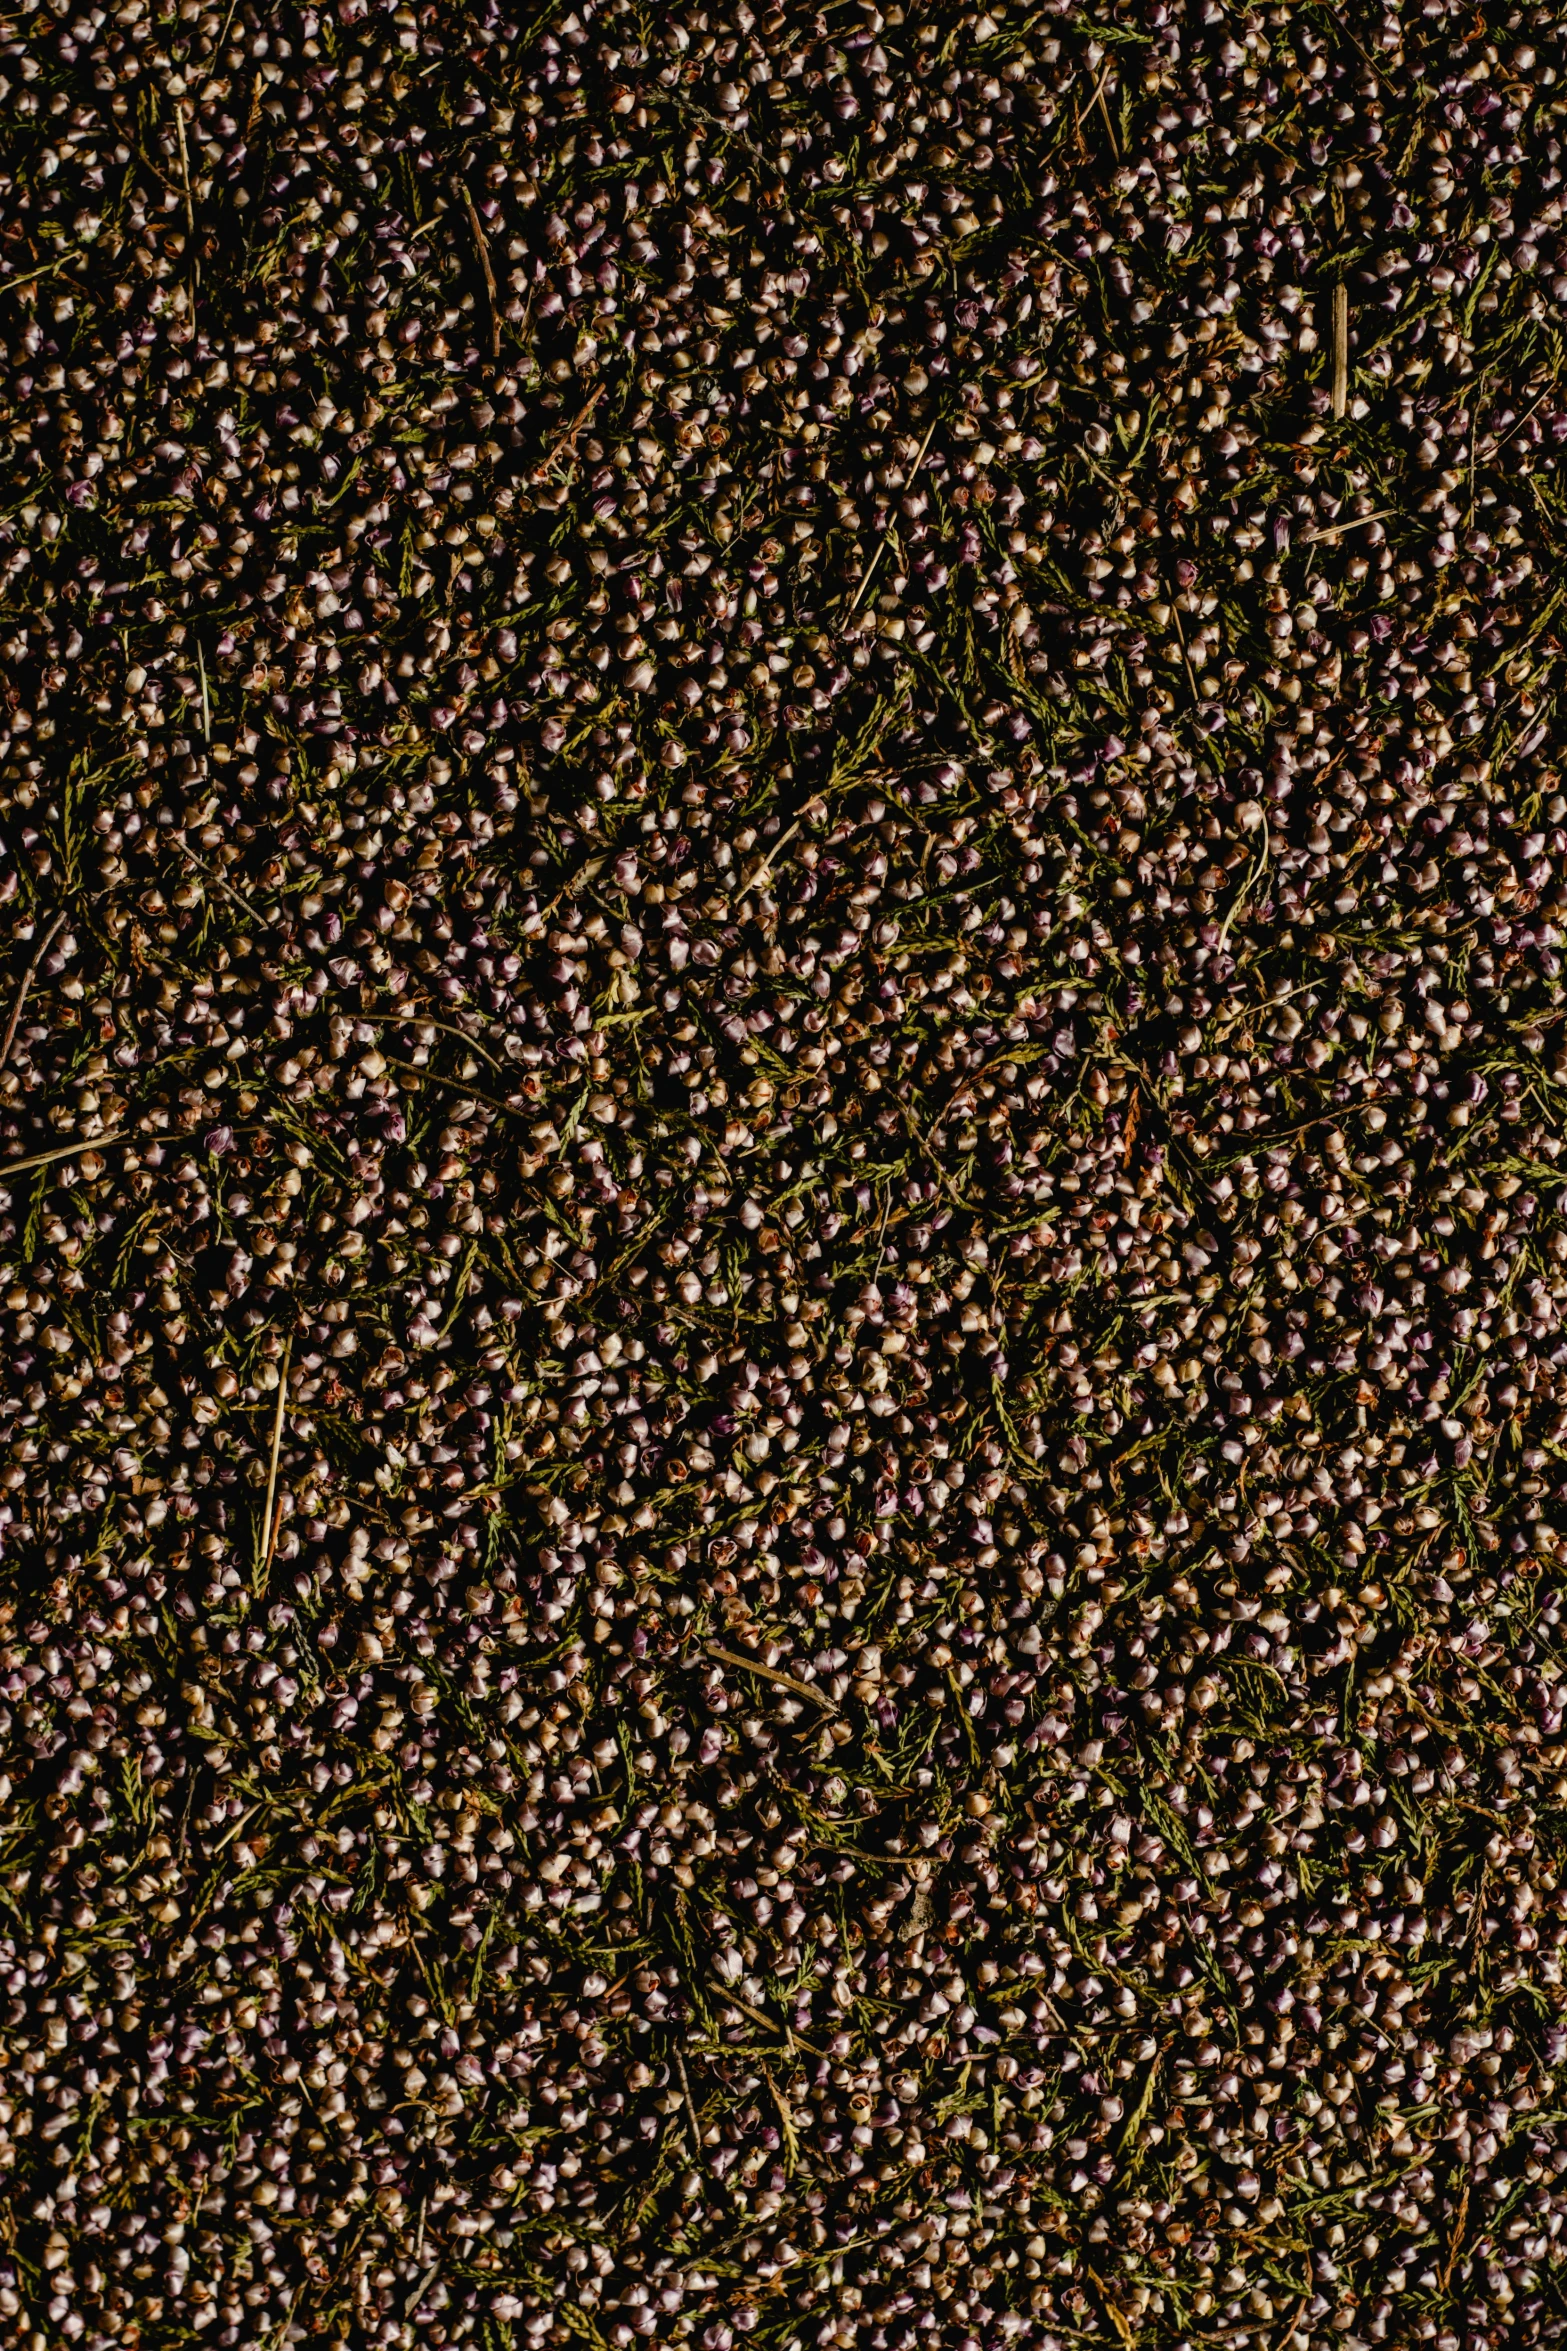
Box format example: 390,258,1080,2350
2,2,1567,2349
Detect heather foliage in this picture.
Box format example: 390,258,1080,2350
3,3,1567,2349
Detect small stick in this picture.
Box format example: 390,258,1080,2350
374,1008,506,1073
533,848,607,927
0,1130,129,1179
1096,77,1120,161
175,102,194,241
533,381,605,481
743,812,805,901
1217,814,1270,953
0,247,85,296
719,1989,827,2058
404,206,452,248
0,909,68,1073
173,840,268,928
1302,504,1397,545
1075,62,1113,152
1492,382,1554,457
196,638,211,743
848,412,938,615
893,1091,969,1210
1467,378,1484,525
1442,2173,1470,2293
211,1801,262,1853
403,2260,441,2320
258,1336,293,1582
1211,1091,1399,1160
1274,2298,1309,2351
380,1056,534,1127
1087,2268,1133,2349
675,2047,705,2159
175,100,198,293
1331,281,1349,421
265,2281,306,2351
706,1641,840,1715
459,184,501,361
1166,590,1201,706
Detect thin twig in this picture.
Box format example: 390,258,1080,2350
375,1009,507,1073
1331,281,1349,422
174,840,269,928
1466,368,1491,526
175,99,198,291
0,1130,128,1179
211,1801,262,1853
404,205,452,248
1086,2267,1133,2348
743,812,808,901
1122,1086,1141,1167
258,1335,293,1583
764,2069,800,2172
1217,815,1270,952
1207,1091,1399,1161
675,2046,704,2159
717,1988,827,2059
458,183,501,361
265,2280,306,2351
175,102,194,240
533,850,607,927
532,383,605,482
0,909,68,1073
403,2260,441,2320
1302,504,1397,545
892,1091,969,1209
0,246,85,296
848,412,938,616
308,2207,372,2320
1167,589,1201,706
380,1058,531,1125
1491,381,1555,458
705,1641,840,1715
1095,76,1120,161
1273,2298,1309,2351
1442,2173,1471,2294
196,638,211,743
1075,62,1113,152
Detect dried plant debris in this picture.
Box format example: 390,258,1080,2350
5,2,1567,2349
